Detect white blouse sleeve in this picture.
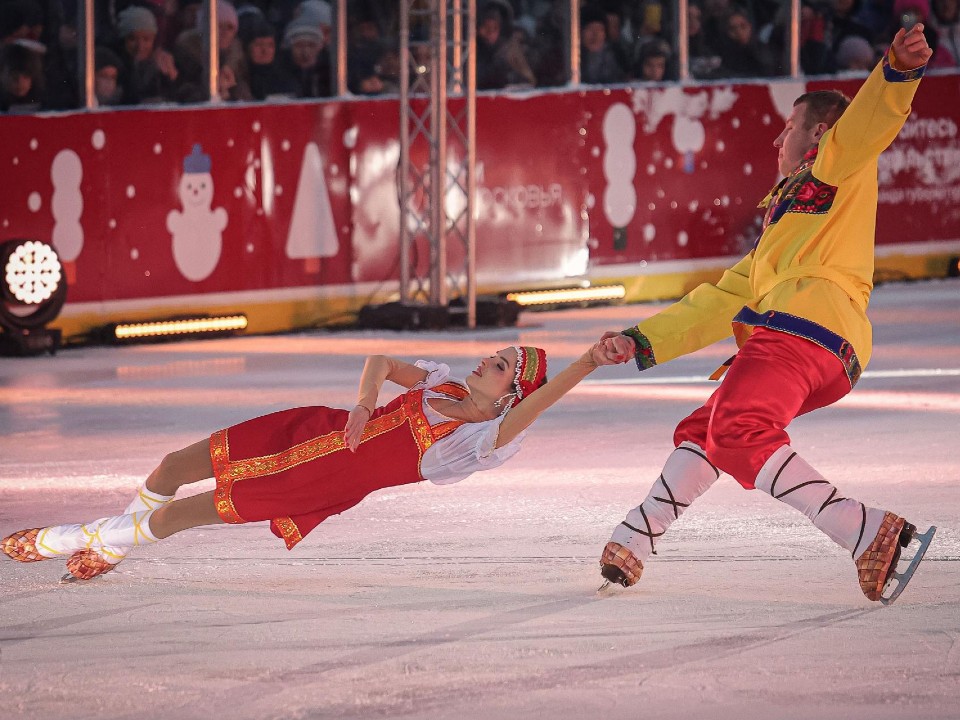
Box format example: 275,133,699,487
412,360,451,390
421,415,527,486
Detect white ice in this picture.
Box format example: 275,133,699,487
2,280,959,719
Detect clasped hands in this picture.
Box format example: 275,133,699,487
590,331,637,367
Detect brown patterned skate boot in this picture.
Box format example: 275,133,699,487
856,512,910,601
2,529,50,562
63,549,119,582
58,511,158,583
600,541,644,587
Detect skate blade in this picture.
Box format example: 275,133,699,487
597,580,612,593
880,524,936,606
59,572,106,584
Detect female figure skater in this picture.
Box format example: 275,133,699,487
3,343,605,581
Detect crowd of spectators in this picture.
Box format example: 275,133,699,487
570,0,960,82
2,0,959,113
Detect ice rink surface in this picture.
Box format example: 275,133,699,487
2,279,959,720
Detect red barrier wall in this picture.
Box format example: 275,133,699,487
2,73,958,338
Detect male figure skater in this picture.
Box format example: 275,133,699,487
597,25,936,603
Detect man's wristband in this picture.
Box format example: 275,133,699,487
620,327,657,372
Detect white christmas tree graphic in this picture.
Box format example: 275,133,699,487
285,142,339,274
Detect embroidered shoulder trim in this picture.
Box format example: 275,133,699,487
432,381,469,399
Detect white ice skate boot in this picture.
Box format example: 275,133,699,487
4,511,159,582
64,483,173,581
601,442,720,587
756,446,936,604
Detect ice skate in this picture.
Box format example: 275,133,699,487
61,549,120,583
5,512,158,583
2,528,50,563
62,511,158,582
757,447,937,603
61,484,172,582
599,541,643,588
856,512,937,605
600,443,719,590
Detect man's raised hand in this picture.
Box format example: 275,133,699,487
892,24,933,70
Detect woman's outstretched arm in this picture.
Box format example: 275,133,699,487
345,356,430,451
494,343,609,448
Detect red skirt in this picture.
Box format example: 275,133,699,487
209,388,465,549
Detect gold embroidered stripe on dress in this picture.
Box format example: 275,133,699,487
273,516,304,550
212,389,465,531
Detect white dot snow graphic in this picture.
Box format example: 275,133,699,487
601,103,637,228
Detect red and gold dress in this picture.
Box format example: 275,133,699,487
208,362,525,549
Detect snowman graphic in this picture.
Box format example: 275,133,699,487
167,144,228,281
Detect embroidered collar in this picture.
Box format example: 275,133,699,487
758,146,821,209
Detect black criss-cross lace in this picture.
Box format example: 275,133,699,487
770,451,866,558
619,446,720,555
619,474,684,555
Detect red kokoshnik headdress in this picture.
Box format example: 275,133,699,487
506,345,548,410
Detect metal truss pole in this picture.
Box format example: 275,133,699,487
399,0,477,327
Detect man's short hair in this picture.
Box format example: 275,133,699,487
793,90,852,129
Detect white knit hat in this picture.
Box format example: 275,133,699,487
116,6,158,37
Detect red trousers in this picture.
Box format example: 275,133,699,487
674,327,852,488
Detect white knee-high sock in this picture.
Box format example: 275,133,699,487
755,445,886,559
609,442,721,563
34,511,160,559
125,483,174,514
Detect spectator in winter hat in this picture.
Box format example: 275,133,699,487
173,0,251,102
716,7,776,78
828,0,873,56
159,0,203,50
296,0,332,47
476,0,535,89
834,34,877,70
243,16,298,99
347,10,389,95
580,5,628,84
117,5,157,40
94,45,124,105
0,39,45,112
279,18,330,97
115,5,177,104
283,19,323,48
635,39,670,81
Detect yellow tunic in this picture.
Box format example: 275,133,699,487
627,52,924,383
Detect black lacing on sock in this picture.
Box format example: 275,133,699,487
676,444,720,478
620,506,663,556
775,479,830,499
818,487,846,514
852,504,867,559
769,451,797,496
653,474,688,519
769,451,865,558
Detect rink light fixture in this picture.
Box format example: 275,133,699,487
109,314,248,342
948,256,960,278
505,285,626,307
0,238,66,356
